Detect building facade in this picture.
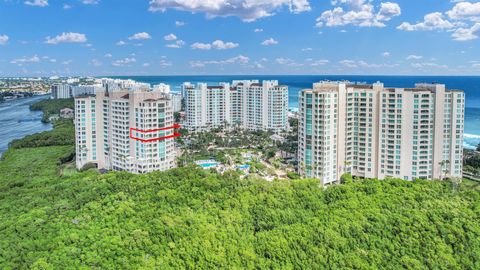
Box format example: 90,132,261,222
71,85,102,97
170,93,182,112
51,83,103,99
298,81,464,185
51,84,71,99
184,80,288,132
75,87,176,173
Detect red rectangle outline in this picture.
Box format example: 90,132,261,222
129,123,181,142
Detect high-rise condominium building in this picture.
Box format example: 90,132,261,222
184,80,288,132
51,84,71,99
51,83,103,99
170,93,182,112
153,83,182,112
298,81,464,185
75,86,176,174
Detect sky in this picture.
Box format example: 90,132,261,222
0,0,479,76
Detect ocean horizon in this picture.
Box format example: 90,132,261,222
109,75,480,149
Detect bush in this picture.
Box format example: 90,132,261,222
340,173,353,184
9,119,74,149
1,143,480,269
30,98,74,122
57,148,75,165
80,162,97,171
287,171,300,179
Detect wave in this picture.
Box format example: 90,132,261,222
463,133,480,149
464,133,480,139
18,117,42,123
464,142,477,150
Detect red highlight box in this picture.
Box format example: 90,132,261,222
130,123,181,142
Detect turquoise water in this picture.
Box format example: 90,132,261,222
238,164,250,170
111,75,480,149
198,163,218,168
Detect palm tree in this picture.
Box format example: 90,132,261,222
78,145,88,169
343,160,352,174
116,153,128,171
439,160,450,180
451,177,462,192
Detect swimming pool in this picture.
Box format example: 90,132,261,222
238,164,250,170
195,160,219,169
198,163,218,168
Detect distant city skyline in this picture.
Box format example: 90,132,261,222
0,0,479,76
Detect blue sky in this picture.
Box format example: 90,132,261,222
0,0,479,76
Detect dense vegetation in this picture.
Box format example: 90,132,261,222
9,119,75,149
30,98,74,122
1,98,479,268
179,128,276,163
0,141,479,269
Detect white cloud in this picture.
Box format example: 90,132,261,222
397,3,480,42
164,33,177,41
302,47,313,51
276,58,303,66
62,60,72,65
191,40,239,50
212,40,238,49
382,51,390,57
446,2,480,21
452,23,480,40
128,32,152,40
63,4,71,9
340,59,358,68
310,59,329,66
254,28,263,32
45,32,87,44
165,40,185,48
254,62,265,69
24,0,48,7
159,59,172,67
406,54,423,60
377,2,401,21
261,38,278,45
116,41,126,46
90,59,102,66
397,12,457,31
340,59,397,68
148,0,311,22
191,42,211,50
112,57,136,67
82,0,99,4
10,55,41,65
411,62,448,69
0,35,9,45
143,63,151,67
316,1,401,28
175,21,185,27
190,55,249,68
104,53,113,58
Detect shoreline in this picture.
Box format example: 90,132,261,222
0,95,53,157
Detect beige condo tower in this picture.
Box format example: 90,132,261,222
298,81,464,185
75,86,176,174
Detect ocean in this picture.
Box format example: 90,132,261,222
1,76,479,157
112,75,480,149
